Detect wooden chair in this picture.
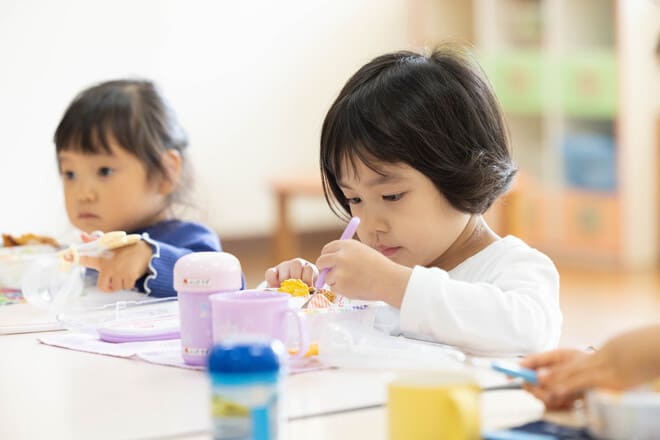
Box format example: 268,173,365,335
270,173,325,262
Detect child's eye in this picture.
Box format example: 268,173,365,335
62,171,76,181
383,193,404,202
346,197,362,205
98,167,114,177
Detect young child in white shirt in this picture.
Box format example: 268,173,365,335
265,47,562,355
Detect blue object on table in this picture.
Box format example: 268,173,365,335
562,133,616,192
491,361,539,384
208,341,283,440
483,420,593,440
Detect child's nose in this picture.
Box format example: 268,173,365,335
76,181,98,203
361,209,388,236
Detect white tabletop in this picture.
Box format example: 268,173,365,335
0,329,552,440
0,299,559,440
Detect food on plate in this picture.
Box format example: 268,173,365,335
277,278,312,297
2,233,59,248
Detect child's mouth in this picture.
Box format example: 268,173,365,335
378,246,401,257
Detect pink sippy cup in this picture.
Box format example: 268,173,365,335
174,252,242,366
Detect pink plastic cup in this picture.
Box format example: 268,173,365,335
174,252,242,366
210,289,310,358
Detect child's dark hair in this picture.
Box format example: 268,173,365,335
320,46,516,218
54,79,189,200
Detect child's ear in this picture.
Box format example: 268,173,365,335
158,150,182,196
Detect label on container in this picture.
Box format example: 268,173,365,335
183,346,208,356
211,384,279,440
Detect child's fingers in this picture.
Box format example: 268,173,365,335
265,267,279,287
284,258,310,281
545,391,579,411
521,348,580,370
552,366,603,397
315,254,336,273
276,264,294,284
546,353,604,397
524,383,577,410
301,263,318,287
523,383,548,403
520,350,563,370
97,272,114,292
78,255,102,271
320,240,343,255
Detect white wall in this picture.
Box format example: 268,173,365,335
0,0,411,240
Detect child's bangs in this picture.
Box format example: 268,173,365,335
56,114,130,156
54,89,139,157
324,103,397,183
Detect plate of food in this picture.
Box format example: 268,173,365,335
276,278,381,357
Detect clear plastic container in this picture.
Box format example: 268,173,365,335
0,245,57,289
56,297,180,342
21,255,86,310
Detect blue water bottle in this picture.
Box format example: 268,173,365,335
208,341,284,440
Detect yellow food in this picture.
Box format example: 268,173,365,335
278,279,312,297
288,342,319,357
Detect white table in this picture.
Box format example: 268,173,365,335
0,302,560,439
0,332,553,439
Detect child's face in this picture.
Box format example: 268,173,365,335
58,141,169,234
338,159,470,268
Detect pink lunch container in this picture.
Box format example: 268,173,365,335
173,252,242,366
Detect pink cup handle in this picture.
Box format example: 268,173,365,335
284,309,310,358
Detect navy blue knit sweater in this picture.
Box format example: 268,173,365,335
135,219,221,297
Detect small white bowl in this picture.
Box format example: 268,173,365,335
586,387,660,439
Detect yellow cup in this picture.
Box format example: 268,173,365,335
388,372,480,440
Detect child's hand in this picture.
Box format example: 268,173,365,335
315,239,411,307
265,258,318,288
78,241,153,292
520,348,586,410
522,325,660,410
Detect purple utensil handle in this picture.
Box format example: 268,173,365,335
315,217,361,290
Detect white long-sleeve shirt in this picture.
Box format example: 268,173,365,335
396,235,562,356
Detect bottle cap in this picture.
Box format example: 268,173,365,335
208,340,284,374
174,252,242,293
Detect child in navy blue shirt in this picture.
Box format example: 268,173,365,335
55,79,221,297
